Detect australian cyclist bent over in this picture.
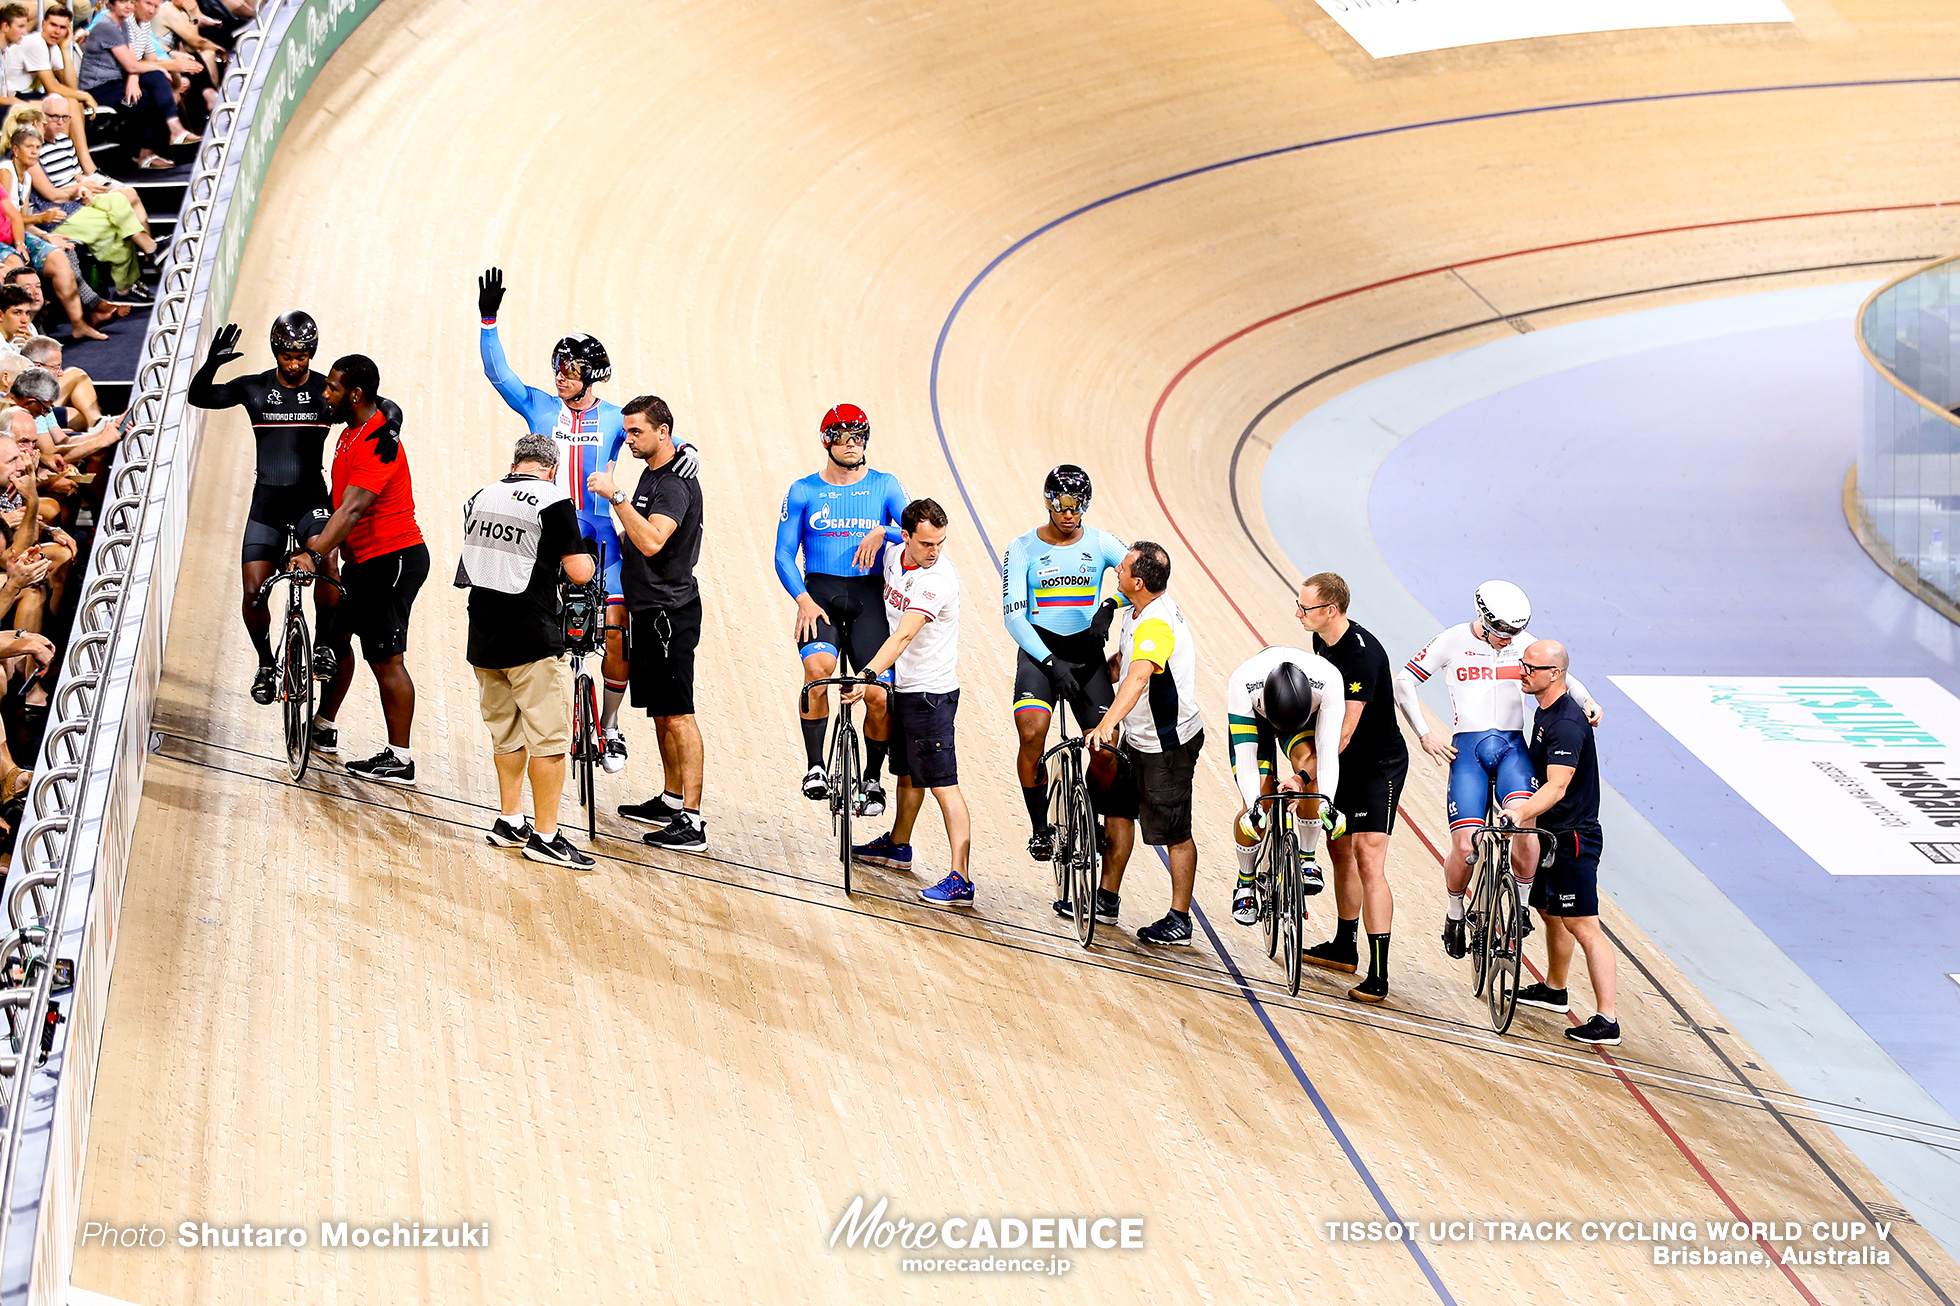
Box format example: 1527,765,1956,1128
1393,580,1601,959
1226,649,1345,923
775,402,906,816
188,311,400,708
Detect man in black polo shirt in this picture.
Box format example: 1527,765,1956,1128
587,395,707,853
1506,639,1618,1046
1294,571,1410,1005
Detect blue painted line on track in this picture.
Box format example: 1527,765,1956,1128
923,72,1955,1306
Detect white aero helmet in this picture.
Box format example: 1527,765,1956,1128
1473,580,1531,636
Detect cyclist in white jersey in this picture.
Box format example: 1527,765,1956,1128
1225,647,1346,929
1393,580,1602,959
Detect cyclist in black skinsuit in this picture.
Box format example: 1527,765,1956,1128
188,311,400,706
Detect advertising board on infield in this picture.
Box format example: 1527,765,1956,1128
1614,676,1960,878
1315,0,1794,59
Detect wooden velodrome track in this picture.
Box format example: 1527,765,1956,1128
63,0,1960,1302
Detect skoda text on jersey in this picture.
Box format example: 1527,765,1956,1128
774,470,908,595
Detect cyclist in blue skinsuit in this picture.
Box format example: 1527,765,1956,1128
1000,464,1135,879
477,267,698,776
775,402,907,815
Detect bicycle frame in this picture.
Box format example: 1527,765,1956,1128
253,533,341,783
1037,697,1099,948
1249,789,1329,997
801,675,879,894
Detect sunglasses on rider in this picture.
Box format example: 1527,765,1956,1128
823,428,869,447
1045,495,1085,514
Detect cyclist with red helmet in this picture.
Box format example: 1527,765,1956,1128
774,402,907,816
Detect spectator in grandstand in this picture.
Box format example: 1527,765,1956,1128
31,94,155,245
76,0,200,171
20,335,100,429
0,128,117,338
0,4,35,111
19,122,152,292
149,0,220,120
20,7,88,104
0,281,30,350
458,433,598,869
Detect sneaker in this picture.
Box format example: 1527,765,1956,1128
645,815,706,852
1231,875,1257,926
309,722,338,756
485,815,534,848
602,727,627,775
1051,888,1121,924
1301,850,1325,896
311,643,338,682
1440,916,1467,960
345,748,416,787
250,664,278,705
522,829,594,868
801,764,829,801
1517,982,1570,1013
1027,826,1055,862
855,777,887,817
1566,1015,1622,1046
852,833,912,870
920,871,975,907
1136,910,1194,947
1302,938,1359,974
619,794,684,826
1348,974,1388,1004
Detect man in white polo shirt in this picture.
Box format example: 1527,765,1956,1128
843,498,972,906
1087,541,1206,946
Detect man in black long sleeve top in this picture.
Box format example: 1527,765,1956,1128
188,311,399,706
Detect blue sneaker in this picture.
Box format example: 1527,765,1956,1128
852,832,912,870
920,871,975,907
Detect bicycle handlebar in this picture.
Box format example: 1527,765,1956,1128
255,568,343,603
1474,822,1555,842
1250,790,1330,810
799,674,883,715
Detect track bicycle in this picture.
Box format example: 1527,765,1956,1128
1039,697,1100,948
253,523,341,782
1248,788,1330,997
802,673,878,894
1464,780,1553,1035
560,577,608,843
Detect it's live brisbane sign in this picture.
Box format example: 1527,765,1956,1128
1314,0,1793,59
1615,677,1960,878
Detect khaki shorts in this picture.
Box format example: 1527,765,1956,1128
475,657,572,756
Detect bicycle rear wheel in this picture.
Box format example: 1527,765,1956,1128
1488,872,1522,1034
1067,761,1098,949
832,725,859,893
282,609,312,783
574,672,598,843
1280,827,1304,996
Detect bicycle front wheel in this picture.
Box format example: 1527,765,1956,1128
1488,873,1522,1034
283,610,312,783
574,672,598,842
834,726,859,893
1260,831,1280,960
1068,762,1098,949
1280,828,1304,996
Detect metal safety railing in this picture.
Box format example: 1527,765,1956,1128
0,0,295,1270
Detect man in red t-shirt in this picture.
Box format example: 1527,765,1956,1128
292,353,428,786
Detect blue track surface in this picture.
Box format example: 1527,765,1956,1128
1369,314,1960,1122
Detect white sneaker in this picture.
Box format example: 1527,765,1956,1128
601,727,627,775
801,764,829,800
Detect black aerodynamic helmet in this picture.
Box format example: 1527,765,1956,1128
269,310,319,354
1043,463,1093,510
1260,660,1316,737
551,333,613,384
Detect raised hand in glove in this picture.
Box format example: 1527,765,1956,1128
477,267,505,321
672,442,700,478
1089,595,1120,645
208,321,242,367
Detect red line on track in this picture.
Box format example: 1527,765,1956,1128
1134,204,1922,1306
